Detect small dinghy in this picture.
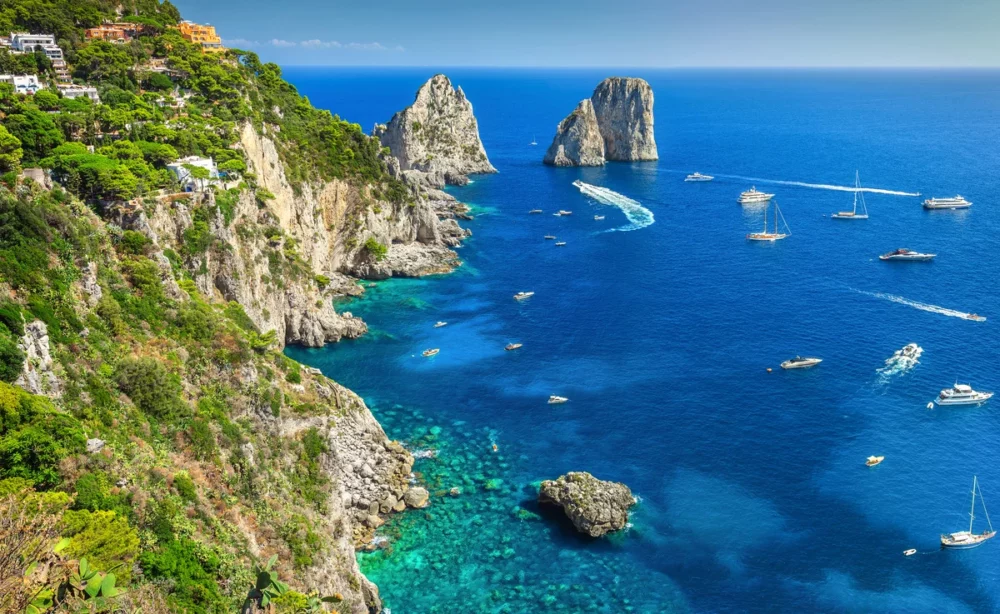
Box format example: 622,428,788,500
866,455,884,467
513,291,535,301
422,348,440,357
903,549,917,556
434,321,447,328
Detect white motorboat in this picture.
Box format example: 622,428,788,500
941,476,996,549
879,249,936,261
555,242,566,246
529,209,543,214
935,383,993,406
747,200,791,242
738,186,774,204
547,395,568,404
685,172,714,182
513,291,535,301
434,321,447,328
923,196,971,210
505,343,522,351
422,348,440,357
866,455,884,467
780,356,822,369
554,210,572,216
594,215,605,220
544,235,556,240
832,171,869,219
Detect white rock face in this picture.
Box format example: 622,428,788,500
374,74,496,184
544,77,658,166
543,99,605,167
14,320,61,397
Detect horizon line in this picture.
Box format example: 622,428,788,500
277,64,1000,70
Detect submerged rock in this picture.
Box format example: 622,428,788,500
404,486,430,509
542,99,605,167
538,472,635,537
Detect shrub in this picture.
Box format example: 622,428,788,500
172,472,197,502
0,335,24,383
119,230,151,255
188,418,216,461
114,357,188,421
61,509,140,583
0,382,86,488
363,237,387,262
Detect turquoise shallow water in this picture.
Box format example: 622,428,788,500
286,68,1000,612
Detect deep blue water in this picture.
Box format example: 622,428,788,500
285,68,1000,613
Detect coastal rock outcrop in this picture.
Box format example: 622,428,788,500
374,74,496,185
542,99,605,167
544,77,658,166
14,320,61,398
538,472,636,537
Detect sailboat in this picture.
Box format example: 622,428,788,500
746,200,791,241
530,135,537,146
832,171,869,219
941,476,996,549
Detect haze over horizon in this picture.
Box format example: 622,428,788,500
172,0,1000,68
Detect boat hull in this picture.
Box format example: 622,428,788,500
747,233,788,242
924,203,971,210
936,393,993,406
781,359,822,369
941,531,996,549
880,254,935,261
832,213,869,219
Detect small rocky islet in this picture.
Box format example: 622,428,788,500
538,471,637,537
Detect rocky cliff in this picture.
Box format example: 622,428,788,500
542,99,605,167
544,77,658,166
374,74,496,185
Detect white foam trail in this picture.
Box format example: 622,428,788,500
876,343,923,385
854,290,986,322
671,170,919,197
573,181,654,232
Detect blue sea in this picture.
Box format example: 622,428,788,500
284,68,1000,613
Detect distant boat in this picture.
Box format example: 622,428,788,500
530,135,538,146
594,215,605,221
866,455,884,467
555,242,566,246
781,356,822,369
548,395,568,404
941,476,996,550
544,235,556,240
434,321,447,328
422,348,440,357
505,343,522,351
747,200,790,242
924,196,971,210
529,209,543,214
685,172,714,182
513,291,535,301
879,248,936,262
554,210,572,216
832,171,869,219
738,186,774,205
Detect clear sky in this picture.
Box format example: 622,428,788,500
172,0,1000,67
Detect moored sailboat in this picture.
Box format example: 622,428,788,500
941,476,996,549
832,171,869,219
747,200,791,241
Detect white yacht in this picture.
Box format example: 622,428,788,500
832,171,869,219
879,249,936,261
422,348,440,357
513,291,535,301
594,215,605,221
554,210,572,216
935,384,993,406
529,209,543,214
941,476,996,550
685,172,714,182
738,186,774,204
781,356,823,370
434,321,447,328
548,395,568,404
555,242,566,246
923,196,971,210
544,235,556,240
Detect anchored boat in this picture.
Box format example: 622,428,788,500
879,249,936,261
685,172,714,182
781,356,822,369
505,343,522,351
832,171,869,219
866,455,884,467
422,348,440,357
935,383,993,406
941,476,996,549
738,186,774,205
547,395,568,404
747,200,791,242
513,291,535,301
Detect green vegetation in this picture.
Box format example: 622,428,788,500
364,237,388,262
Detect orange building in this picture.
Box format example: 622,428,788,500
85,25,128,43
176,20,226,53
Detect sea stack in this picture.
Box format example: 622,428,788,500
542,99,605,167
543,77,658,166
538,472,636,537
374,74,496,185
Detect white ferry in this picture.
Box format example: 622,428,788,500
923,196,971,210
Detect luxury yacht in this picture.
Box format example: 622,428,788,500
866,455,885,467
422,348,440,357
923,196,971,210
505,343,523,351
936,384,993,406
738,186,774,204
434,321,447,328
547,395,569,404
879,249,936,261
780,356,823,370
513,291,535,301
529,209,543,214
685,172,714,182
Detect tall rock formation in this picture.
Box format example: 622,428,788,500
374,74,496,185
543,77,658,166
542,99,605,167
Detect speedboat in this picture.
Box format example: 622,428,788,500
685,172,714,182
964,313,986,322
780,356,823,370
505,343,522,351
434,321,447,328
544,235,556,240
547,395,568,404
529,209,543,214
513,291,535,301
594,215,605,220
422,348,440,357
554,210,572,216
923,196,971,210
866,455,885,467
935,383,993,406
738,186,774,204
555,242,566,246
904,549,917,556
900,343,921,359
879,249,936,261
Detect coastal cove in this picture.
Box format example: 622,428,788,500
286,68,1000,612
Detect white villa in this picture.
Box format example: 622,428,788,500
0,74,40,94
166,156,218,190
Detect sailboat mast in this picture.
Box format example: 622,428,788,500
853,171,859,215
970,476,978,533
979,479,994,532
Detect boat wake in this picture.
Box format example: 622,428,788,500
876,343,923,384
573,180,654,232
668,170,919,197
854,290,986,322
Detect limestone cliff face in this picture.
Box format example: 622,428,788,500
591,77,657,161
544,77,658,166
374,74,496,184
542,99,605,167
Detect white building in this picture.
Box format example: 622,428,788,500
9,33,68,79
57,84,100,102
0,74,41,94
166,156,218,190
